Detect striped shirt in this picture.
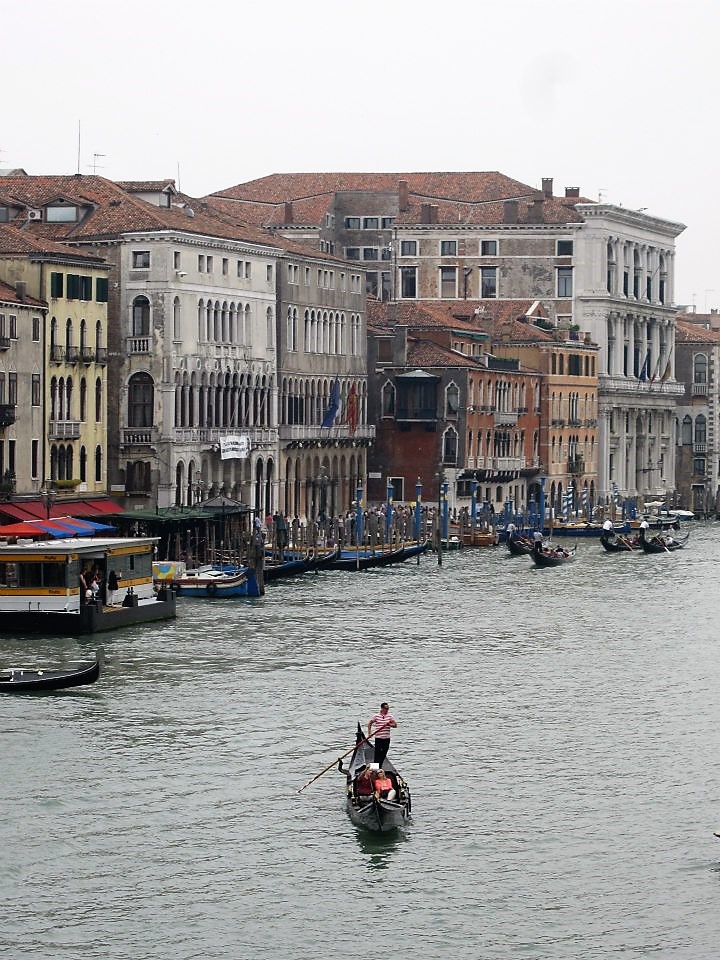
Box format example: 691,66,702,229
369,711,396,739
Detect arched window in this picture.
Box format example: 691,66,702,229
80,446,87,482
80,377,87,421
95,378,103,421
693,353,708,384
65,318,73,350
132,296,150,336
173,297,181,340
128,372,154,427
681,415,692,445
445,383,459,418
694,414,707,444
267,307,274,347
442,427,458,465
381,381,395,417
95,445,103,483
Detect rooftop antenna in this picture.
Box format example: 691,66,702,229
89,153,106,174
598,187,607,203
177,161,181,193
77,120,81,174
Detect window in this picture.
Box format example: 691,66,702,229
66,274,80,299
400,267,417,298
445,383,460,417
693,354,708,383
481,240,497,256
695,414,707,444
8,372,17,405
206,256,213,273
400,240,417,256
132,296,150,336
31,439,39,480
481,267,497,298
440,240,457,256
381,217,395,229
128,372,154,427
222,258,229,275
50,272,64,298
694,457,706,476
557,267,573,298
8,315,16,338
363,217,380,230
366,272,379,298
32,317,40,341
32,374,41,406
174,251,181,270
0,207,7,222
345,247,361,260
344,216,361,229
443,428,458,465
363,248,379,261
557,240,574,256
79,276,92,300
46,205,77,222
199,255,205,272
96,277,108,302
440,266,457,299
266,264,273,282
132,251,150,269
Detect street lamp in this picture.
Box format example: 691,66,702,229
40,485,56,519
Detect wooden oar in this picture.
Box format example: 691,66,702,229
297,721,392,793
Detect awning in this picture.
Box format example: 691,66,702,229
0,503,45,522
76,499,123,516
0,514,115,539
0,497,121,523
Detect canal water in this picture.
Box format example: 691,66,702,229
2,526,720,960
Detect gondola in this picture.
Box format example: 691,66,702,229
599,530,641,552
340,724,411,832
263,556,312,582
506,532,535,555
327,544,407,571
531,540,577,567
0,657,100,693
639,528,689,553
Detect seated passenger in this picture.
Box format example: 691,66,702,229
374,769,396,801
356,766,375,799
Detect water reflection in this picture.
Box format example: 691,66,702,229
354,825,408,874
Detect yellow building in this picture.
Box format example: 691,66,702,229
0,228,110,496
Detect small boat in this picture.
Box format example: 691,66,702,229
506,532,536,555
263,556,312,582
0,658,100,693
341,724,411,832
599,530,641,552
328,544,406,571
531,541,577,567
174,567,250,597
638,528,689,554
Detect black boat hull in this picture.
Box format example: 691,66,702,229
0,659,100,692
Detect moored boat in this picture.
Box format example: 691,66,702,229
174,567,251,597
0,657,100,693
0,535,176,635
341,724,411,832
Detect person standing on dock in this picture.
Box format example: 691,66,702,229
368,702,397,767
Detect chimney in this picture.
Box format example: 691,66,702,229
430,204,439,224
503,200,519,224
398,179,409,212
16,280,27,302
420,203,431,224
565,187,580,198
542,178,553,199
284,201,294,224
526,198,545,224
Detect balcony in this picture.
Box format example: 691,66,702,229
80,347,95,363
494,410,518,426
127,336,151,354
49,420,81,440
396,407,437,422
50,344,65,362
0,336,10,351
693,442,708,454
551,418,566,428
96,347,108,365
0,403,16,427
279,423,375,443
123,429,156,445
65,346,80,363
692,382,708,396
568,457,585,475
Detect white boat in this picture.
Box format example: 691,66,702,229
0,535,175,635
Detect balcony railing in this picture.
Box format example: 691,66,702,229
65,346,80,363
494,410,518,426
49,420,81,440
127,336,151,354
123,429,156,445
0,336,10,351
80,347,95,363
0,403,16,427
96,347,108,365
693,442,708,454
50,344,65,362
396,407,437,421
568,457,585,475
692,382,708,396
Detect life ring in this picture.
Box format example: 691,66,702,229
206,582,218,597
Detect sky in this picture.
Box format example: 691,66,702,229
3,0,718,309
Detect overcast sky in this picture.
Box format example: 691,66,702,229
3,0,717,309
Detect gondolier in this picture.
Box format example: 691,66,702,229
368,702,397,766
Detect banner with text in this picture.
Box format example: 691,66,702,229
220,435,251,460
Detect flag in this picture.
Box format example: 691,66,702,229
661,347,674,382
638,353,649,381
649,352,663,382
321,377,340,428
346,383,358,436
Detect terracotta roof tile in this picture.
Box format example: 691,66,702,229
0,224,106,262
0,278,46,307
675,317,720,343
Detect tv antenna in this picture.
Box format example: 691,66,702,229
89,153,106,174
